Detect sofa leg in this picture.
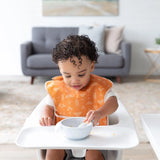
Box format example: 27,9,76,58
116,76,122,83
31,76,35,84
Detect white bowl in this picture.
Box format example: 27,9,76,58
58,117,93,140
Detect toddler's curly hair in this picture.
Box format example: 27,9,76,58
52,35,99,66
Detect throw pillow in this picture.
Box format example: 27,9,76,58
105,26,124,54
78,25,105,54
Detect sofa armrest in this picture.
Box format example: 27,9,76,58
21,41,32,56
120,41,131,73
20,41,33,75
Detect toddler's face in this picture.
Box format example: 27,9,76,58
58,56,95,90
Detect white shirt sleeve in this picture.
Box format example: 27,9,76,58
45,94,55,108
104,88,116,102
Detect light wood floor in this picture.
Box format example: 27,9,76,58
0,142,158,160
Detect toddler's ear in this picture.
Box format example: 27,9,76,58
91,61,95,72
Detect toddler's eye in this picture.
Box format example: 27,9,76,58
79,74,85,77
65,75,71,78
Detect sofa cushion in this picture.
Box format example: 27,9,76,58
32,27,78,53
78,25,105,53
27,54,58,69
95,54,124,68
104,26,124,54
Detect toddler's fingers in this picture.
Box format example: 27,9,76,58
87,110,95,123
41,117,48,126
44,117,50,126
92,118,99,126
43,117,53,126
39,118,45,126
39,119,43,126
48,117,53,126
84,110,93,122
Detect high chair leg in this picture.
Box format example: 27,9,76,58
37,149,46,160
107,150,122,160
71,149,86,158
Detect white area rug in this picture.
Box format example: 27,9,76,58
0,76,160,144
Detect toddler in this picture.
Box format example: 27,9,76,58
39,35,118,160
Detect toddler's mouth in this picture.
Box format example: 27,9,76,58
72,85,82,90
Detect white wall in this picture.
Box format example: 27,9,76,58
0,0,160,75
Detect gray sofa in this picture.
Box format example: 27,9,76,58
21,27,131,84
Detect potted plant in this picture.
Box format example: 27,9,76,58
155,38,160,45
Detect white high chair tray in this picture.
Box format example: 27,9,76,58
16,125,137,150
16,99,139,150
141,114,160,160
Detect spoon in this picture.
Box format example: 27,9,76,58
78,120,94,128
78,121,89,128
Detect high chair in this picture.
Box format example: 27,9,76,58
16,96,139,160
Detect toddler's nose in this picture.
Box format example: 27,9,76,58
72,77,79,83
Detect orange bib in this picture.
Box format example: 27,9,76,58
46,74,112,125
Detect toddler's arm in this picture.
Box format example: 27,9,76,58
85,96,118,126
39,105,54,126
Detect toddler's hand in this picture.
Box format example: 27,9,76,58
39,116,54,126
84,110,102,126
39,105,54,126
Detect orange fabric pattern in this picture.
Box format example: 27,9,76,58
46,74,112,125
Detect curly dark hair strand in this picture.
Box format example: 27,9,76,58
52,35,99,66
